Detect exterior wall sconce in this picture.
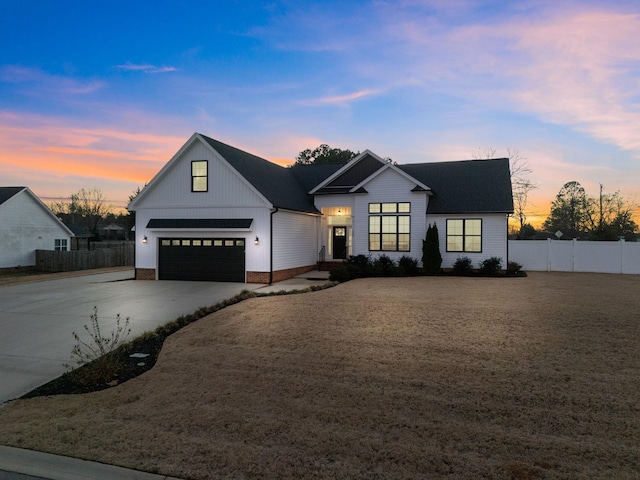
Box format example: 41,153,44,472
142,236,148,244
337,208,342,215
254,236,259,245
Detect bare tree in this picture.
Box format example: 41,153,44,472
49,188,112,234
473,147,537,230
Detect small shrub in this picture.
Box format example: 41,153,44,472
347,254,371,270
64,306,131,384
507,261,523,274
330,264,359,283
372,254,396,276
453,256,474,275
398,255,419,275
480,257,503,276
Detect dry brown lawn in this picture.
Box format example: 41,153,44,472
1,272,639,479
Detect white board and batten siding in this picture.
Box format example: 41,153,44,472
0,189,72,268
272,210,320,271
138,140,268,209
428,213,509,269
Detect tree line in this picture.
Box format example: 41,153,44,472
541,181,637,241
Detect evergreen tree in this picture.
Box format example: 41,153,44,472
422,223,442,273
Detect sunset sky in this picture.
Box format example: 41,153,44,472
2,0,639,227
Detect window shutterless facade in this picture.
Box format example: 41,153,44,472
191,160,208,192
446,219,482,252
368,202,411,252
54,239,68,251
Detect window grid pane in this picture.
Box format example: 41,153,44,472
465,219,481,235
381,233,397,250
381,203,397,213
465,236,482,252
192,161,207,176
369,234,381,250
369,216,381,233
381,216,397,233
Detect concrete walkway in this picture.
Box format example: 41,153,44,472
0,446,183,480
0,268,333,480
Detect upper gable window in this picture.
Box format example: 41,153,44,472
191,161,208,192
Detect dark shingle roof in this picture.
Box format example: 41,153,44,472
0,187,25,206
197,135,512,215
200,135,319,213
289,163,344,193
147,219,253,229
399,158,513,213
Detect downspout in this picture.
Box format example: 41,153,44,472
270,207,278,285
506,213,511,271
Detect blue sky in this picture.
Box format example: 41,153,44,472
1,0,639,225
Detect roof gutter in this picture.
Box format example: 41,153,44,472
270,207,279,285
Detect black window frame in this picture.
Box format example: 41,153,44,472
368,202,411,252
191,160,208,192
446,218,482,253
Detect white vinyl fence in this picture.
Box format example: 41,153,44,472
508,239,640,274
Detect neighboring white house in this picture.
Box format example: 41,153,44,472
128,133,514,283
0,187,74,269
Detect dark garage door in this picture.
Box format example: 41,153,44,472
158,238,245,282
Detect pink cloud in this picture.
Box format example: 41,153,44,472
0,111,187,207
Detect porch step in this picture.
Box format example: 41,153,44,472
317,261,344,271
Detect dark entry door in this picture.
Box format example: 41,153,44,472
332,227,347,260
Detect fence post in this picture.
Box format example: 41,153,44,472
547,238,552,272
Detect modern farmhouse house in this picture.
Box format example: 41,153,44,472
0,187,74,269
128,133,513,283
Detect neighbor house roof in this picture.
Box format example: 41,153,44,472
0,186,75,236
399,158,514,214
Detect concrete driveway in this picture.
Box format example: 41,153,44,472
0,269,266,404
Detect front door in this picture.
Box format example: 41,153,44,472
332,227,347,260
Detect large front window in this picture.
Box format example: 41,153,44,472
446,219,482,252
191,160,208,192
369,202,411,251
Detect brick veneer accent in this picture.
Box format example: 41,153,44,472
246,271,270,283
135,268,156,280
136,265,315,283
247,264,316,284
